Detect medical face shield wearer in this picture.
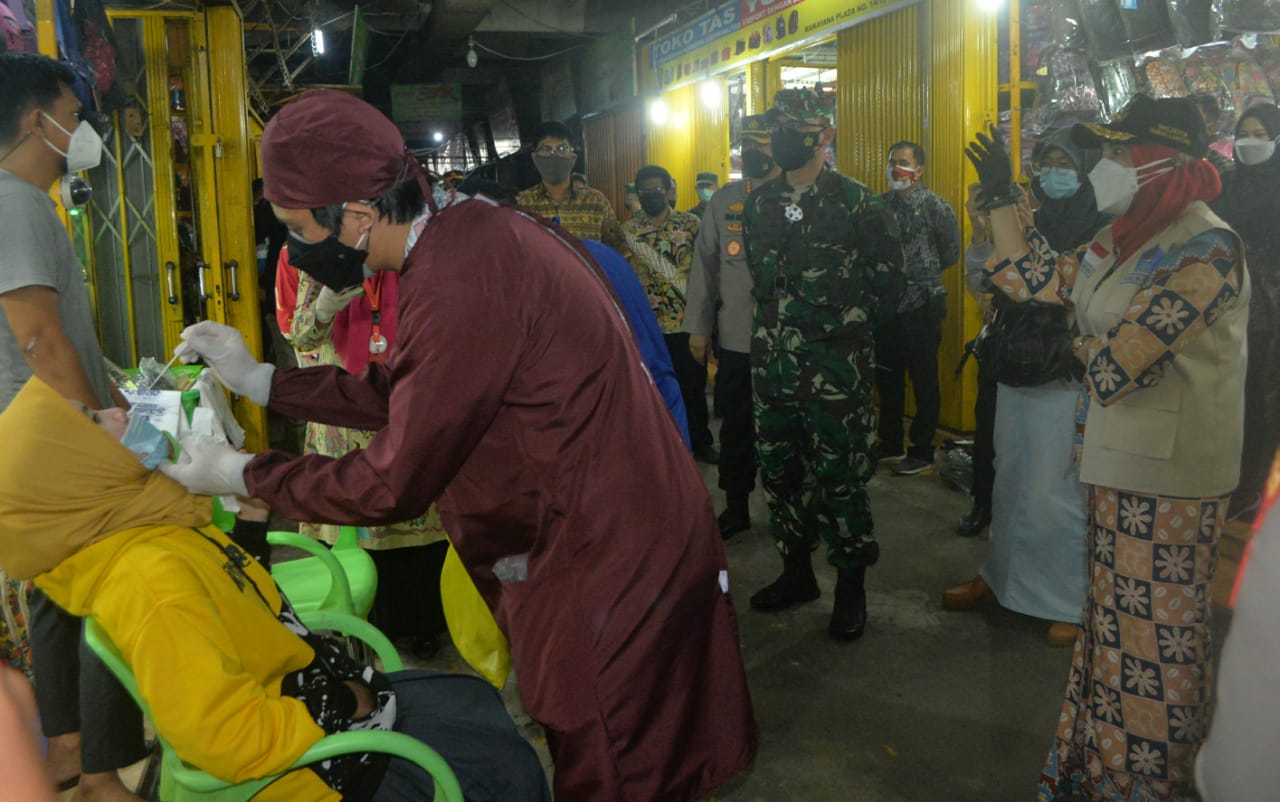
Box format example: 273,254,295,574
287,203,370,292
1089,155,1174,216
1235,135,1279,166
121,412,171,470
40,112,104,173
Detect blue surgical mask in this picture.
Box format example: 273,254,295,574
121,413,171,470
1039,167,1080,200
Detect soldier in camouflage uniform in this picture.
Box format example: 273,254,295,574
743,88,905,639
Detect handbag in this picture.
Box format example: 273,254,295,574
975,295,1083,386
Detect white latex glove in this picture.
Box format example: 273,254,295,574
159,433,253,497
314,285,365,324
174,321,275,406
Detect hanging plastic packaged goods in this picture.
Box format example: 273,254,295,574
1033,46,1106,129
1078,0,1130,59
1167,0,1216,46
1118,0,1179,52
1140,49,1192,96
1253,43,1280,96
1218,0,1280,33
1182,42,1275,138
1095,58,1143,117
1049,0,1088,49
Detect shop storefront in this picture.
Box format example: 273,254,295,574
32,0,267,448
638,0,999,432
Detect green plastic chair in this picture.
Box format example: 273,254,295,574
268,526,378,619
84,611,463,802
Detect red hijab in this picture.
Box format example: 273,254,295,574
1111,143,1222,262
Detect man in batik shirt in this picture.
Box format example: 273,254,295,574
623,164,716,462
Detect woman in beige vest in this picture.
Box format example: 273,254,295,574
966,95,1249,802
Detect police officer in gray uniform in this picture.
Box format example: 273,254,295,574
685,115,782,538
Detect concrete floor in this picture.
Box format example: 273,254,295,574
703,462,1076,802
404,454,1083,802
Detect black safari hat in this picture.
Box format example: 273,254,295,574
1072,94,1209,158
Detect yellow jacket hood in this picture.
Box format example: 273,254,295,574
0,377,211,580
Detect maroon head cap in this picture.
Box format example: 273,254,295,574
262,89,420,209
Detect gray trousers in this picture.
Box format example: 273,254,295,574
30,589,146,774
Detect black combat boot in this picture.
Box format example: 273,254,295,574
717,494,751,540
750,549,820,612
828,567,867,640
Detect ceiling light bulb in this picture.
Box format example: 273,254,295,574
700,80,721,110
433,131,445,143
649,99,669,126
312,28,325,56
467,38,478,68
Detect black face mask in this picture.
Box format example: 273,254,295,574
772,126,822,171
741,149,775,180
639,193,669,218
287,231,367,291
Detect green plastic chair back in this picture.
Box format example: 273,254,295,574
84,613,463,802
268,526,377,619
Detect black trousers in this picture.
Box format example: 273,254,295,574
665,333,712,451
1238,328,1280,501
368,542,449,643
716,349,756,498
29,589,146,774
875,308,943,461
971,359,998,511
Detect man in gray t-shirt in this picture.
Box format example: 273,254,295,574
0,168,112,408
0,52,145,800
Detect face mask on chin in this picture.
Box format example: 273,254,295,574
121,413,172,470
287,223,369,292
40,112,104,174
741,149,774,179
772,126,822,172
533,155,575,185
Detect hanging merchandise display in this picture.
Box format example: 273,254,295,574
1095,57,1143,116
1219,0,1280,33
1141,50,1192,96
1033,46,1105,130
1078,0,1130,59
1181,42,1274,138
1167,0,1216,46
1118,0,1179,52
1050,0,1088,48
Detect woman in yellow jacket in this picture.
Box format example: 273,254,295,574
0,377,548,802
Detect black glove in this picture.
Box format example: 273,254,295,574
964,124,1015,209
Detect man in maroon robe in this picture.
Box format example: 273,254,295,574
160,89,758,801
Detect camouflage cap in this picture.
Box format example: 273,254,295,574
769,88,832,127
740,114,771,144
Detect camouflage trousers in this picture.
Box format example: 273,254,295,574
753,392,880,569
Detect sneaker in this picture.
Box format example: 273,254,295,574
876,445,907,464
892,456,932,476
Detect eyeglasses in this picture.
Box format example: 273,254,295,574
534,144,576,158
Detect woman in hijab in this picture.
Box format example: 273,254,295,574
0,377,549,802
944,127,1108,646
1212,103,1280,525
967,95,1249,802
